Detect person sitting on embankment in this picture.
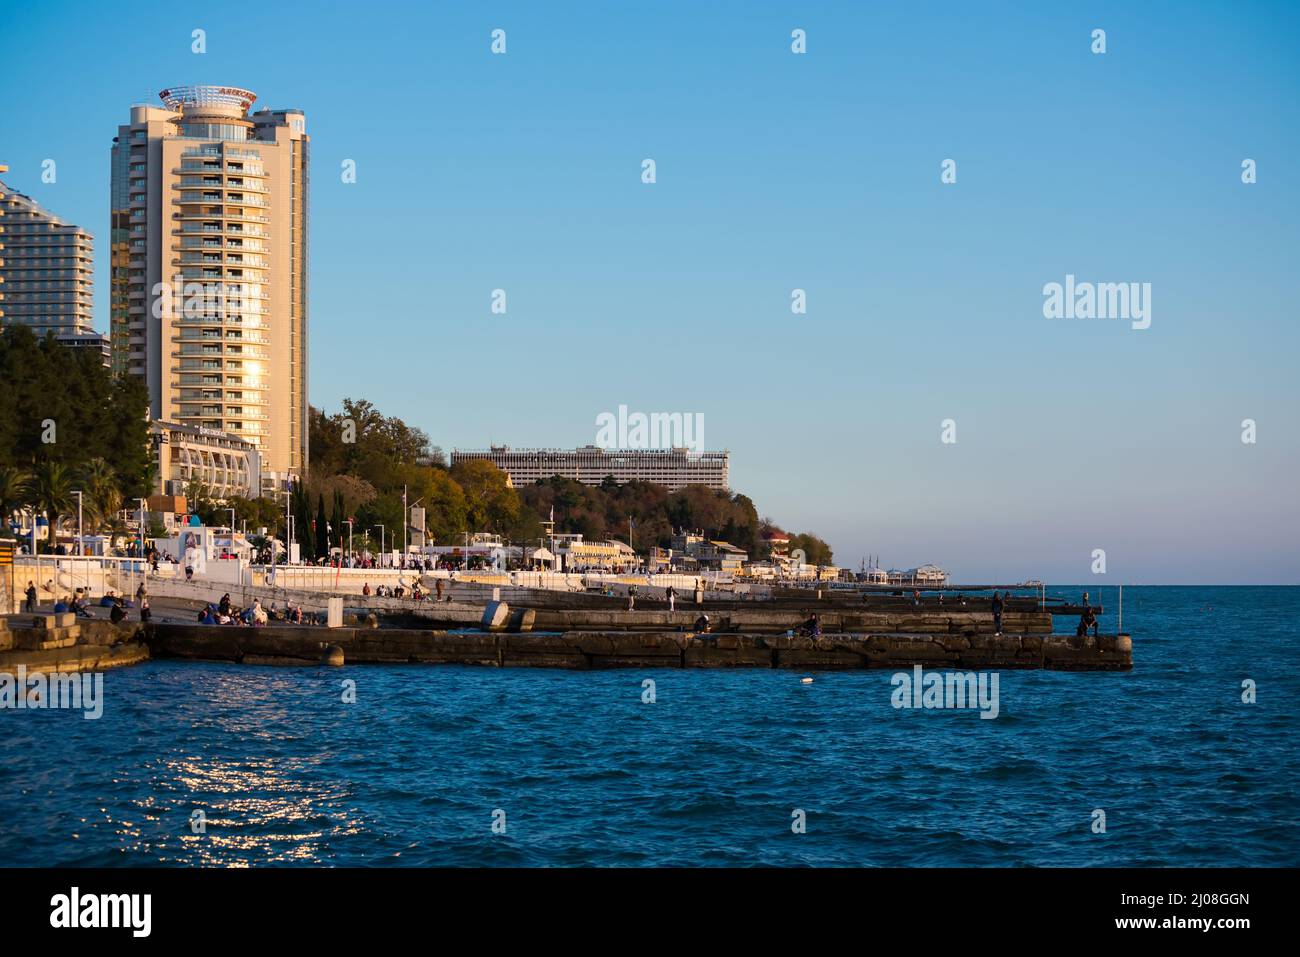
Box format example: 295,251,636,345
797,613,821,638
70,594,93,618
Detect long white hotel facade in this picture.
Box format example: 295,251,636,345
452,446,731,492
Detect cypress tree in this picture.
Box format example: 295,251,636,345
316,493,330,559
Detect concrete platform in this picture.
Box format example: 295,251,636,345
144,624,1132,671
0,641,149,676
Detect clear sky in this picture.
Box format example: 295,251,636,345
2,1,1297,583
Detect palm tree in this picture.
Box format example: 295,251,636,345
82,457,121,535
0,467,30,536
30,460,74,553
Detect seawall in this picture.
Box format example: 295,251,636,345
145,624,1132,671
0,615,149,676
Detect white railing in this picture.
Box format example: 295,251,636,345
13,555,158,610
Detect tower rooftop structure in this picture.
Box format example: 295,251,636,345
159,85,258,113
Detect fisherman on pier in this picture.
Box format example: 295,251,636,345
1076,606,1098,638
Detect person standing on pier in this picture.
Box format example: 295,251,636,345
1076,606,1098,638
991,591,1004,636
24,581,37,613
666,585,676,612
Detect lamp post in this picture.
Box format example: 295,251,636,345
374,525,385,567
72,490,83,557
345,519,353,564
137,497,147,566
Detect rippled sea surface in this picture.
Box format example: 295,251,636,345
2,586,1296,866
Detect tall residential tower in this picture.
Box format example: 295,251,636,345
0,178,108,364
111,85,309,491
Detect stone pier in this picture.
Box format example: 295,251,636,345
144,624,1132,671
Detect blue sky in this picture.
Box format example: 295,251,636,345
2,1,1297,583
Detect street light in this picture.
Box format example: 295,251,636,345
137,498,147,561
345,519,354,564
71,490,83,557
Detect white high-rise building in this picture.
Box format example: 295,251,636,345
111,85,309,491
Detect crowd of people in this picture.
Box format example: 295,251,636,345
194,592,316,626
360,580,429,600
32,579,151,624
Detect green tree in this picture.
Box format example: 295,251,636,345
450,459,518,533
316,493,331,558
30,460,74,553
82,457,122,534
0,467,30,537
789,532,834,566
0,327,150,496
291,482,314,558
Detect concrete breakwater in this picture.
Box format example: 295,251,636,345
145,623,1133,671
142,576,1058,635
476,606,1054,635
0,615,149,676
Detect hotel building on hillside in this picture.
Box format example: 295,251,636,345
451,446,731,492
111,85,309,493
150,419,262,500
0,178,110,364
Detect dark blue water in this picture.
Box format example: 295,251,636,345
2,586,1296,866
